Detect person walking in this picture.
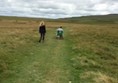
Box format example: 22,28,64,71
39,21,46,43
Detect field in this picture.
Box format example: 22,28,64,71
0,17,118,83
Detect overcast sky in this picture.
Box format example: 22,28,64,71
0,0,118,18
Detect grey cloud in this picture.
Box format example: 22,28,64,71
0,0,118,18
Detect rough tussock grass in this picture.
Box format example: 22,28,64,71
68,24,118,83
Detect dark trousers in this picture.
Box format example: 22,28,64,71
39,33,45,42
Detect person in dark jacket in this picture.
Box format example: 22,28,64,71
39,21,46,43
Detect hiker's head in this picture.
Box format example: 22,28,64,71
40,21,45,26
60,26,62,28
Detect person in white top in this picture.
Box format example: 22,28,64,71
56,26,64,39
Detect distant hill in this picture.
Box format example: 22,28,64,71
0,14,118,24
58,14,118,24
0,16,49,21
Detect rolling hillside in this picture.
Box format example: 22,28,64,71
58,14,118,24
1,14,118,24
0,15,118,83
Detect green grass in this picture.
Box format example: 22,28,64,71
0,18,118,83
68,24,118,83
0,25,72,83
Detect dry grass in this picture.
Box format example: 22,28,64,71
68,24,118,83
0,18,118,83
80,71,117,83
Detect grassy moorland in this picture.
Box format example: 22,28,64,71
0,15,118,83
68,24,118,83
58,14,118,24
